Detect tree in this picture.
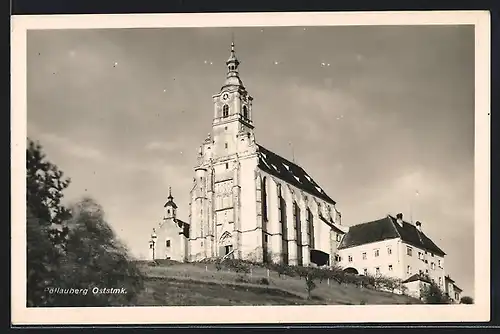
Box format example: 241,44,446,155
26,139,71,306
460,296,474,304
26,138,71,248
293,266,320,300
53,197,144,306
26,208,62,306
420,280,451,304
26,139,144,307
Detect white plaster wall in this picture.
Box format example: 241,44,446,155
155,218,185,262
338,238,403,278
238,155,259,258
401,241,446,287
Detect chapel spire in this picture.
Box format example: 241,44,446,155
164,186,177,209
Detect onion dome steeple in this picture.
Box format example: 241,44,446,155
223,42,244,89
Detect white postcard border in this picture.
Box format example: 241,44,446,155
11,11,491,325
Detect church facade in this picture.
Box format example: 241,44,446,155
150,42,347,266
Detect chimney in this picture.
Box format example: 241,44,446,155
396,213,403,226
416,221,422,232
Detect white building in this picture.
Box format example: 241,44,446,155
150,42,347,265
444,275,463,303
337,213,449,296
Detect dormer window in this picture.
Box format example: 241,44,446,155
223,105,229,118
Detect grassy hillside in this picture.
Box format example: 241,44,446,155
134,261,421,306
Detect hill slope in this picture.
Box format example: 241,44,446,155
134,261,421,306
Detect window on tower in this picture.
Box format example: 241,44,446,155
223,105,229,118
243,105,248,119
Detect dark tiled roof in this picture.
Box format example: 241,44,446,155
388,215,446,256
453,284,463,292
256,144,335,204
338,215,446,256
164,199,178,209
402,273,432,284
338,217,400,249
175,218,190,238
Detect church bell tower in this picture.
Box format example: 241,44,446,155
188,41,258,262
210,42,256,160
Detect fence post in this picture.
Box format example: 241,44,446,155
250,268,253,277
267,269,270,277
327,278,330,286
205,265,208,272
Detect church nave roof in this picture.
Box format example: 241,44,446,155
256,144,336,205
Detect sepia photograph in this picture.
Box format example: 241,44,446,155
11,11,490,325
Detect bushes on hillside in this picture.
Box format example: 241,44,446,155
460,296,474,304
420,279,452,304
192,254,420,302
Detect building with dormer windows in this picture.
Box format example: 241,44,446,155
337,213,454,297
149,42,347,265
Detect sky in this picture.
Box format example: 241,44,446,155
27,25,475,296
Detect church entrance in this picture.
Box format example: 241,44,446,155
219,231,234,259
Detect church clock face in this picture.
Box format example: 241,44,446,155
222,93,229,101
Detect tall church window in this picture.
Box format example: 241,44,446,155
223,105,229,118
293,201,302,266
243,105,248,119
261,177,268,223
307,208,314,249
262,177,269,263
277,184,288,264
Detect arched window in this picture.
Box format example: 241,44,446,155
307,208,314,249
277,184,288,264
261,177,269,263
243,105,248,119
261,177,268,223
293,201,302,266
223,105,229,118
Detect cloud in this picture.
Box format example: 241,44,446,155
35,132,105,162
144,140,181,152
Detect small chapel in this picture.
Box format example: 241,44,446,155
149,42,348,267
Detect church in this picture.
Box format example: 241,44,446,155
149,42,348,266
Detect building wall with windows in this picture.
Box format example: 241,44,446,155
150,198,189,262
401,242,446,289
257,170,345,266
338,236,446,286
444,276,463,303
338,238,404,278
